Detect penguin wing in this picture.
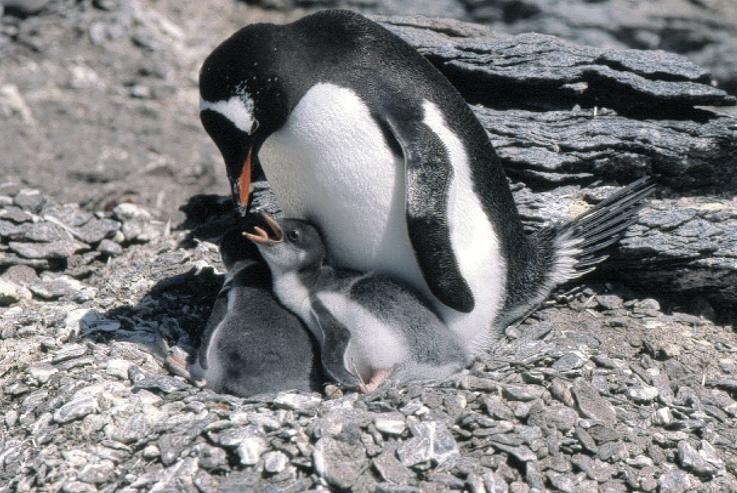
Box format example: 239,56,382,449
383,115,475,313
310,300,362,388
197,287,229,370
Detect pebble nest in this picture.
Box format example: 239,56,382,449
2,185,737,493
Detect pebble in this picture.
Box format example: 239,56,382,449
374,414,407,435
0,278,23,305
98,238,123,256
628,386,659,403
571,379,617,426
677,441,717,477
263,450,289,474
658,469,692,493
313,436,370,490
9,239,88,259
53,396,100,424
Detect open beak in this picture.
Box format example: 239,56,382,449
243,211,283,245
238,146,253,209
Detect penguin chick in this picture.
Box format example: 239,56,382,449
245,213,469,392
181,221,322,396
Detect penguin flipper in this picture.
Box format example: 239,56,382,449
383,115,475,313
310,300,362,388
197,286,229,370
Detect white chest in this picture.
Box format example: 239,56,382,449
258,83,428,297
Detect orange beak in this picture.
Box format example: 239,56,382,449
238,146,253,208
242,211,284,245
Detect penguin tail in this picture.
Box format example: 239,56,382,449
493,177,654,334
547,176,655,285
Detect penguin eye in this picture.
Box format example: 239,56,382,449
250,118,259,134
287,230,300,243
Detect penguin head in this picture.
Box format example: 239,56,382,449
219,217,265,271
244,212,326,273
199,22,293,213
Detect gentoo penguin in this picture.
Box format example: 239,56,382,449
199,10,654,355
168,220,322,396
245,213,468,392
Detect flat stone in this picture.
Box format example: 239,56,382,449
571,378,617,426
43,203,93,227
0,206,32,223
374,414,407,435
27,362,58,384
0,278,23,306
13,189,46,212
196,444,227,471
503,384,545,402
23,222,70,242
53,396,100,424
677,441,717,477
9,239,88,259
313,436,369,490
658,469,692,493
373,445,413,485
30,274,93,300
628,386,660,403
263,450,288,474
273,392,322,413
98,239,123,256
72,218,120,244
552,352,588,371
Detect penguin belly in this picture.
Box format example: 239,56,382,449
259,83,505,353
259,83,430,300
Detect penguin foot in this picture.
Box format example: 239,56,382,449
358,368,394,393
165,346,206,388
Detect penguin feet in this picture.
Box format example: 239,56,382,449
165,346,206,388
358,368,394,393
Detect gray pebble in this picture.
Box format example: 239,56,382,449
53,396,100,424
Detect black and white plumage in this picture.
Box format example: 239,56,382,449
190,223,321,396
199,10,654,356
245,214,468,392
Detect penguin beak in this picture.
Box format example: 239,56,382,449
237,146,254,210
243,211,283,245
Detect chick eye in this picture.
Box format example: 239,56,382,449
250,118,259,134
287,230,300,242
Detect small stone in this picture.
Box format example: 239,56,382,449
374,414,407,435
313,436,369,490
27,362,58,384
652,407,673,426
0,206,32,223
0,279,22,306
30,273,94,301
98,239,123,256
263,451,288,474
502,384,545,402
273,392,322,412
596,294,623,310
72,218,120,244
237,435,266,466
658,469,692,493
77,460,114,484
52,343,88,363
13,189,46,212
9,239,88,259
628,386,659,403
105,359,133,379
142,445,160,460
61,481,96,493
493,440,538,463
552,352,588,371
571,378,617,426
373,446,413,485
53,396,100,424
677,441,717,477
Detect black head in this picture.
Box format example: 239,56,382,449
199,10,378,213
244,212,326,273
219,219,263,271
199,22,293,212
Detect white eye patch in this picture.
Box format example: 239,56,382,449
199,95,255,134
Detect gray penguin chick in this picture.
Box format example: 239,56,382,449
168,221,322,396
245,212,469,392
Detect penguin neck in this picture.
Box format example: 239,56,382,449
226,260,271,290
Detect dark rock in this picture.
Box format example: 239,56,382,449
72,218,120,244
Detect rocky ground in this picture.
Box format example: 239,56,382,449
2,1,737,492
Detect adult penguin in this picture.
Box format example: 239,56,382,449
198,10,652,356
